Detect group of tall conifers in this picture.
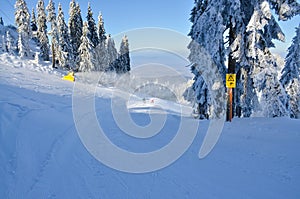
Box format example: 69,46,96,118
14,0,130,73
9,0,300,118
187,0,300,119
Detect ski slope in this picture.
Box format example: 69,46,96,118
0,54,300,198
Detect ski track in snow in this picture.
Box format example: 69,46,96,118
0,84,74,198
28,122,74,194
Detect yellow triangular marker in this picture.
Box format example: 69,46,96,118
226,74,236,88
228,75,234,81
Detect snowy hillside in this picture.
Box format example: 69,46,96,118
1,52,300,198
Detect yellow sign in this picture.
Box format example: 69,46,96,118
226,74,236,88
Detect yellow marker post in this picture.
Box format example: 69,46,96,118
226,74,236,122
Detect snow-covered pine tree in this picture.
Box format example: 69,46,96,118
69,0,83,69
188,0,208,38
31,8,37,32
68,0,76,67
17,34,24,57
86,3,99,48
187,0,226,119
78,21,95,72
0,17,4,26
93,12,109,71
46,0,59,65
98,12,106,43
94,40,109,71
187,0,208,119
57,3,71,69
281,24,300,118
1,35,5,52
230,0,298,117
238,0,299,117
190,63,210,119
117,35,130,73
6,31,14,54
246,1,288,117
36,0,50,61
258,68,289,117
15,0,31,58
106,34,118,71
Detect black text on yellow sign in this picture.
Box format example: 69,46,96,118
226,74,236,88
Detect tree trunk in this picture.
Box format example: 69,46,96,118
52,42,56,69
227,17,237,121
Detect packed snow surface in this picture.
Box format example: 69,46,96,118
0,53,300,198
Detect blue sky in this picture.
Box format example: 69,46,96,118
0,0,299,56
0,0,194,35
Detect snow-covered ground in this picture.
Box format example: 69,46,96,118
0,53,300,198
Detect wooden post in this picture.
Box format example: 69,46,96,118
52,42,56,69
229,88,233,122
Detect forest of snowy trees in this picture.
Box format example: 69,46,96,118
10,0,131,73
0,0,299,119
187,0,300,119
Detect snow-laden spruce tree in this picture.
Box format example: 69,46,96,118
230,0,298,117
188,0,299,119
46,0,59,63
246,1,288,117
106,34,118,71
93,12,109,71
98,12,106,43
36,0,50,61
236,0,298,117
1,35,5,52
94,40,109,71
0,17,3,26
117,35,130,73
187,0,226,119
86,3,99,48
281,24,300,118
57,3,71,69
6,31,14,54
78,22,96,72
186,0,208,119
15,0,31,58
69,0,83,69
189,63,210,119
31,8,37,32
